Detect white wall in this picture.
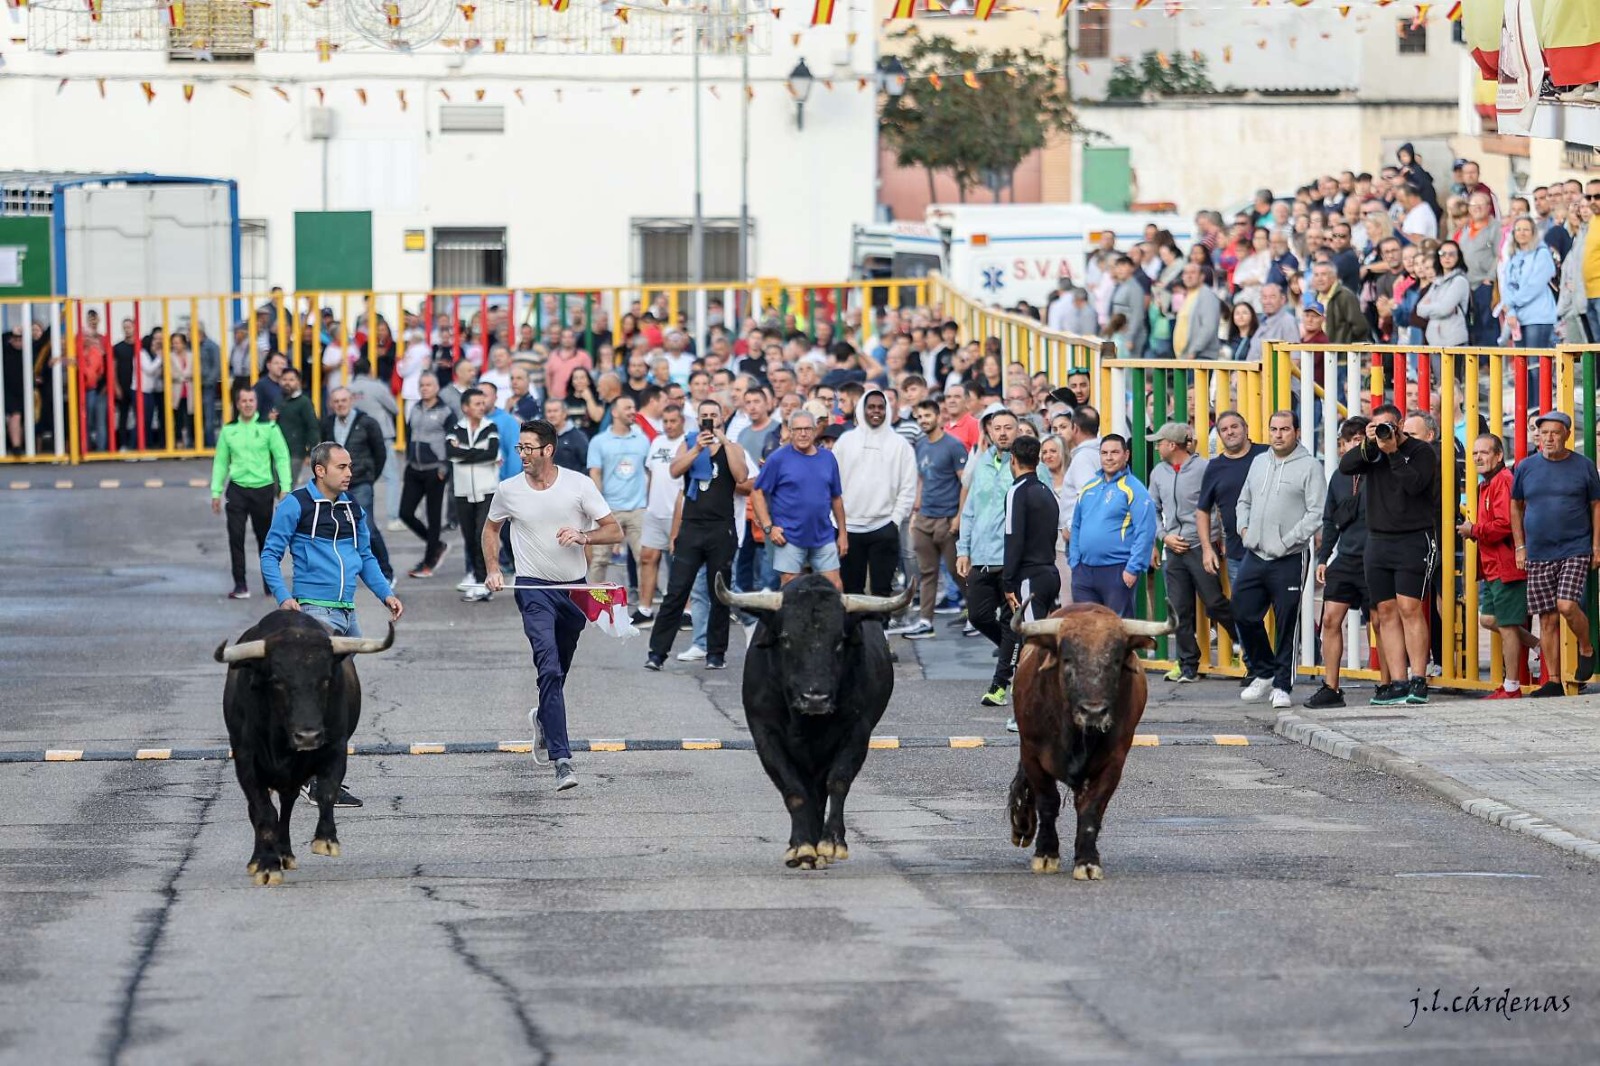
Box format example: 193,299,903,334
1,24,879,293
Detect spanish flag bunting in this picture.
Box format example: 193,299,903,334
963,70,980,89
384,2,399,27
56,78,67,95
631,86,641,95
847,31,857,44
1155,50,1170,69
974,0,997,20
615,5,628,21
819,80,830,91
1337,4,1349,15
1076,61,1089,73
459,3,475,19
710,84,721,99
182,84,195,102
791,31,801,45
397,89,408,110
97,78,107,98
272,85,289,101
1375,0,1393,6
513,87,524,104
1189,48,1203,61
474,88,485,101
1289,35,1298,47
1251,0,1268,7
611,35,625,51
857,76,868,90
229,84,252,98
140,81,156,103
1410,3,1428,28
1133,0,1152,7
356,87,367,104
86,0,101,23
167,3,185,28
927,71,942,90
810,0,833,26
439,87,451,100
1222,44,1232,61
772,6,782,16
1289,0,1313,6
316,37,331,61
553,0,569,10
314,87,324,105
891,0,914,17
1165,1,1182,18
1256,38,1267,48
1056,0,1071,14
1445,1,1460,19
493,37,506,52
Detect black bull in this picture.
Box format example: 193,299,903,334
716,574,912,870
1007,603,1171,879
214,610,393,885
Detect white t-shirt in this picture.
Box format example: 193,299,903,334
488,468,612,581
1402,202,1438,239
645,433,687,519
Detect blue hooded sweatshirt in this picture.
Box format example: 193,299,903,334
1068,466,1157,573
262,483,394,608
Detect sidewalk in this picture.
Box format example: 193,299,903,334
1277,694,1600,863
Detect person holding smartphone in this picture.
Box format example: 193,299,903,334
643,399,749,672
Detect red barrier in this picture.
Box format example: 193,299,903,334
133,302,147,452
1513,355,1528,462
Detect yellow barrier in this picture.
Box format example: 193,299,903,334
925,275,1104,397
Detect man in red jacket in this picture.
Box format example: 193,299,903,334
1458,433,1539,698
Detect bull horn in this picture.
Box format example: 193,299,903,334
214,639,267,664
1008,597,1061,638
841,583,915,615
1121,619,1175,638
713,573,784,613
329,623,396,656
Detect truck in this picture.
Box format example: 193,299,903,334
852,203,1194,308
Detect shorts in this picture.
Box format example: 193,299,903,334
1526,555,1591,616
1480,578,1529,628
1321,556,1369,611
773,540,841,575
1365,531,1437,604
641,510,673,551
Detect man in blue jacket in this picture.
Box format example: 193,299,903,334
262,440,405,808
1069,434,1157,618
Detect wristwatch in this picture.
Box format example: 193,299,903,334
762,524,773,536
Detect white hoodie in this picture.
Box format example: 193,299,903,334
832,388,919,534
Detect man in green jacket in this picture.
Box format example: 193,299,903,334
211,386,292,599
273,366,321,484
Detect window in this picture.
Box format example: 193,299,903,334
432,228,507,290
169,0,256,62
439,105,506,134
632,219,752,285
239,219,268,296
1397,19,1427,55
1078,9,1110,60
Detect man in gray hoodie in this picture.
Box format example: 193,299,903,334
1149,422,1236,683
1233,410,1327,708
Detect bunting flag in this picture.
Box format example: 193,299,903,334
1164,1,1182,17
439,87,451,100
791,31,801,45
857,76,869,90
1056,0,1072,15
630,86,641,95
229,84,252,98
746,85,755,100
140,81,156,103
182,83,195,102
891,0,915,17
459,2,475,18
927,71,943,90
272,85,289,101
314,86,325,105
552,0,569,10
811,0,833,26
513,87,524,104
847,31,857,44
974,0,997,19
709,84,721,99
615,5,628,21
97,78,106,98
56,78,68,95
1337,4,1350,15
611,35,625,51
86,0,101,22
1289,0,1314,6
1445,1,1459,19
1155,50,1171,69
1132,0,1152,7
1222,44,1232,61
963,70,981,88
167,2,184,28
355,87,367,104
383,1,398,27
474,88,485,100
397,88,408,110
1410,3,1427,28
316,38,331,61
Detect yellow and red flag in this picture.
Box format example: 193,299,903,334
167,3,185,28
140,81,156,103
1056,0,1072,14
811,0,833,25
927,71,943,90
552,0,569,10
890,0,915,17
963,70,981,88
974,0,997,19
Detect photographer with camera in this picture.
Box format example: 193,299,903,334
1338,402,1441,706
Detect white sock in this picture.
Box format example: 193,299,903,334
1504,680,1520,692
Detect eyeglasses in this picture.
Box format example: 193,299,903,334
514,444,552,455
1588,194,1600,202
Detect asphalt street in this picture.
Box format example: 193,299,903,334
3,461,1600,1065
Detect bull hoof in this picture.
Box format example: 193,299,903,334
816,840,836,860
1030,855,1060,874
251,869,284,886
311,838,340,857
280,852,298,871
246,860,258,874
1011,829,1036,848
832,843,849,862
1072,863,1103,881
790,843,817,870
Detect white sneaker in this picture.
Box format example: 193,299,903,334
677,645,707,662
461,585,492,602
527,708,547,765
898,620,936,639
1240,677,1273,703
456,576,475,591
385,519,407,533
1270,688,1292,709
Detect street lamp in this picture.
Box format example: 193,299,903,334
788,58,815,129
878,55,908,98
980,166,1011,203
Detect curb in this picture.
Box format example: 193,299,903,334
1274,712,1600,864
0,732,1273,765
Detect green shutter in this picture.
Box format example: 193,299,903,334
294,211,373,292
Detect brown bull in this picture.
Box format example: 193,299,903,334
1006,603,1171,879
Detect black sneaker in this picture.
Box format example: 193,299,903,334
630,609,655,628
644,655,664,672
1369,681,1409,706
1405,676,1429,705
679,615,692,631
1578,648,1595,684
334,784,362,808
1304,683,1345,709
1530,681,1567,698
705,654,726,670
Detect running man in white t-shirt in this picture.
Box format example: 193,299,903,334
484,419,623,792
637,404,688,625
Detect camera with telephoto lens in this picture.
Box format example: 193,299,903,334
1374,422,1397,441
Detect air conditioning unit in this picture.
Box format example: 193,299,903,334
439,105,506,134
307,108,336,141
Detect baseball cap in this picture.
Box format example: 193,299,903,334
1303,300,1326,316
1536,410,1573,430
1151,422,1194,445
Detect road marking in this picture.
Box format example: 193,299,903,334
189,478,209,487
8,481,30,490
144,479,165,488
54,480,73,490
99,479,121,489
0,734,1276,765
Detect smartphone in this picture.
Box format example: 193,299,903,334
701,417,715,433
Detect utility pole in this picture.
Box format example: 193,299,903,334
738,0,750,297
691,16,706,352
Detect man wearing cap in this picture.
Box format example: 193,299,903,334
1311,261,1370,346
1149,422,1235,683
1511,410,1600,696
1300,301,1329,345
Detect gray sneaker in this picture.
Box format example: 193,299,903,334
527,708,547,765
554,759,578,792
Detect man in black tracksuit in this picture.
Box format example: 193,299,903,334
1338,402,1440,707
1003,435,1062,632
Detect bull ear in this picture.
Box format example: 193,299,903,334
1125,636,1158,653
753,615,781,649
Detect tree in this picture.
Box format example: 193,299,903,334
879,32,1078,204
1104,51,1217,100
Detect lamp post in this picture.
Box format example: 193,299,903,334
981,166,1011,203
878,55,908,99
788,58,815,130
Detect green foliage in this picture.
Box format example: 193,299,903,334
1104,50,1217,100
878,32,1077,203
